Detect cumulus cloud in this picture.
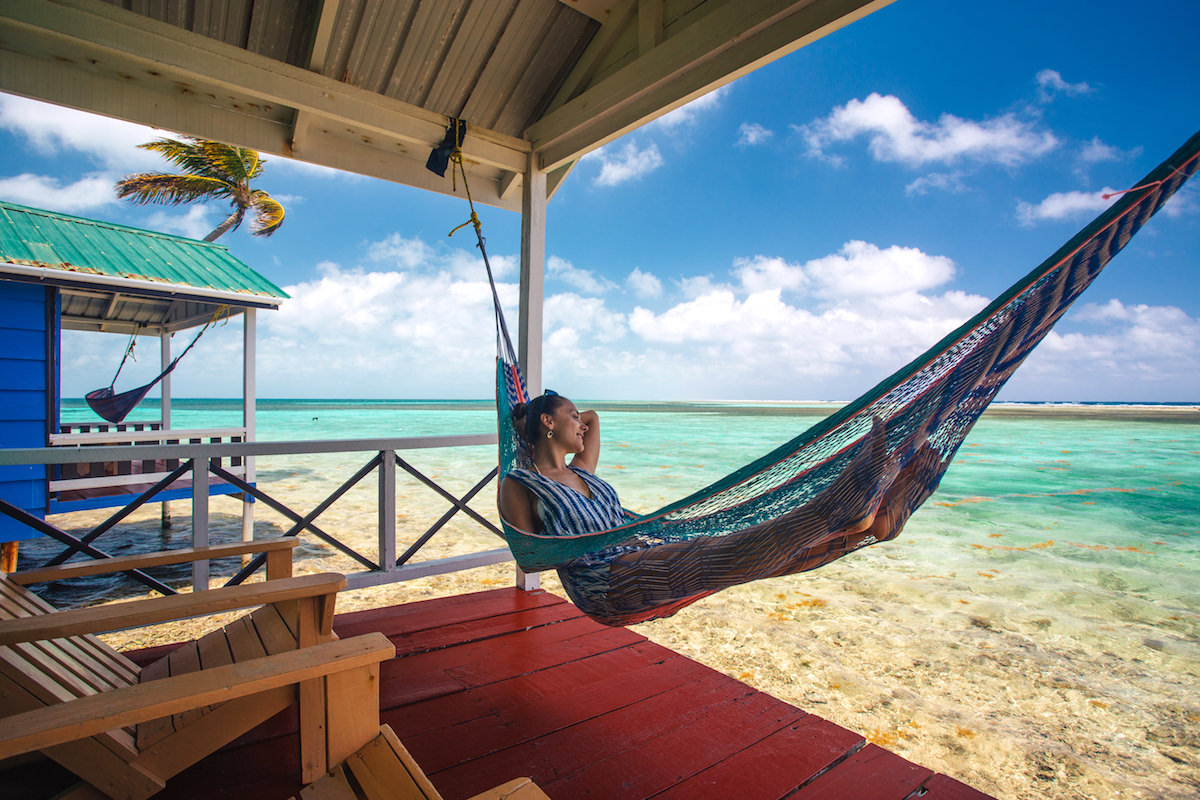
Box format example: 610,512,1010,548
1016,188,1118,225
799,92,1059,168
1078,137,1123,165
626,267,663,299
905,171,968,196
1013,299,1200,398
589,141,665,187
0,93,170,171
1035,69,1093,103
548,255,618,295
145,206,215,240
0,173,115,211
58,230,1195,402
627,240,980,397
650,86,729,131
737,122,774,147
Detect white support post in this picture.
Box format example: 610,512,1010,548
379,450,397,572
160,330,172,529
242,308,256,543
516,155,547,592
192,457,210,591
160,330,172,429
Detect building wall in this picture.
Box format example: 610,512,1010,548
0,280,53,542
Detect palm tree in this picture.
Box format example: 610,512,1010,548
116,137,285,241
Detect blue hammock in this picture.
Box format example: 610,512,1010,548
475,129,1199,627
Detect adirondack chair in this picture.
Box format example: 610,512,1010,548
0,538,395,800
297,724,550,800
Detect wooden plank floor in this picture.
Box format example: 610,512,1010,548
3,588,998,800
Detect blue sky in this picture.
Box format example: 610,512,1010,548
2,0,1198,402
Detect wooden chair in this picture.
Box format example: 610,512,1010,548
297,724,550,800
0,539,395,800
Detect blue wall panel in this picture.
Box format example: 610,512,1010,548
0,280,49,542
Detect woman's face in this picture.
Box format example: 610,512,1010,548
543,400,588,453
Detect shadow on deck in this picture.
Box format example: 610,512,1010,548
9,588,997,799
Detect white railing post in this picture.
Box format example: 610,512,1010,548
378,450,397,572
242,308,256,544
191,457,209,590
160,330,172,528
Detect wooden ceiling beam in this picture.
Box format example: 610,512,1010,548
528,0,895,171
0,0,528,207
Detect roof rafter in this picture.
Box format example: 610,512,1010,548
0,0,531,208
528,0,895,171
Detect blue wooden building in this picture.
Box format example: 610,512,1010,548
0,200,287,544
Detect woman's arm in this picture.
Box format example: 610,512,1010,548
499,475,538,533
570,409,601,474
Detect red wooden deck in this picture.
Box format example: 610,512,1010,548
7,588,997,800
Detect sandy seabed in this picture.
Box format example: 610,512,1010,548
76,490,1198,800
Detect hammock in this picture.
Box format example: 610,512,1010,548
475,129,1199,627
86,309,227,424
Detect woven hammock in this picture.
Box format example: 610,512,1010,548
483,129,1199,627
85,310,226,424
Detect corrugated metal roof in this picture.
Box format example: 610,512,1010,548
0,200,288,300
3,1,894,209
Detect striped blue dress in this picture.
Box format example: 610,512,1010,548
505,466,627,536
506,466,641,625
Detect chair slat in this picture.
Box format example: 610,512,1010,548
250,603,299,655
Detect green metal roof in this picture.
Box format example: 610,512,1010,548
0,200,288,299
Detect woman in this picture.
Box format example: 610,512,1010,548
499,391,627,536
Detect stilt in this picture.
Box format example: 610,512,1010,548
1,541,17,574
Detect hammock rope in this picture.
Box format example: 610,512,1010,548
86,306,229,424
440,123,1199,627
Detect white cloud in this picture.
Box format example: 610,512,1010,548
905,171,968,196
1035,69,1093,102
589,141,665,187
1014,299,1200,396
650,86,729,130
145,206,216,240
0,173,115,211
800,92,1059,168
548,255,618,295
736,122,774,147
0,93,171,171
1016,188,1118,225
1162,185,1198,219
734,255,809,295
1078,136,1122,164
803,241,956,297
57,231,1195,403
626,267,663,299
626,240,980,397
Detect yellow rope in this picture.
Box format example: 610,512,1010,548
447,130,483,240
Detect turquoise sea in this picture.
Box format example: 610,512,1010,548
30,398,1200,799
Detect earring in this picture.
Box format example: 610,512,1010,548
546,429,554,439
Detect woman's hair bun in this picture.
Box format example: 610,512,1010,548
511,402,528,422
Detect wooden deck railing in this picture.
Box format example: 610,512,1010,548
49,427,247,500
0,433,527,593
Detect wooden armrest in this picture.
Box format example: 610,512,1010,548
0,632,395,759
0,572,346,646
10,539,299,585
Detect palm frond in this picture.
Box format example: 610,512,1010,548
115,173,233,206
201,140,263,182
137,138,224,179
248,190,285,236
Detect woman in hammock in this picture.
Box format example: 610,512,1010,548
499,391,628,537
